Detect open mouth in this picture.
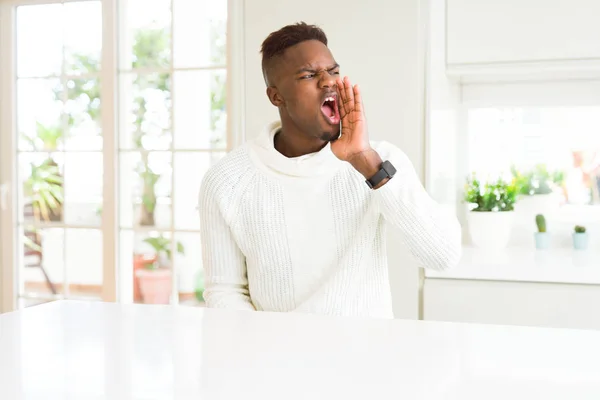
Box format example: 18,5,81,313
320,94,340,125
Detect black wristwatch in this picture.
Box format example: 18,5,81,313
365,160,396,189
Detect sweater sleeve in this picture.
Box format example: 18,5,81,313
373,141,462,271
198,174,256,311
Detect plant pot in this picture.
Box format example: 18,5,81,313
572,233,589,251
467,211,515,250
135,268,172,304
133,254,157,302
534,232,551,249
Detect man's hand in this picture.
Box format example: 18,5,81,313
331,76,370,161
332,76,385,186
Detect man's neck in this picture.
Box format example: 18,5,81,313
274,125,328,158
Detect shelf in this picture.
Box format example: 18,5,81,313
425,246,600,285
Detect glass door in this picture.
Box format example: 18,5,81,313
116,0,228,306
0,0,231,312
13,1,104,308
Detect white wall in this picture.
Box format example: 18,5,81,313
241,0,427,319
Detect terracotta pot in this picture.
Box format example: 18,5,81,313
135,268,172,304
133,254,158,302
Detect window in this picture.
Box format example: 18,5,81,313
0,0,231,311
468,106,600,207
117,0,227,307
15,1,104,308
457,81,600,263
425,81,600,283
464,101,600,252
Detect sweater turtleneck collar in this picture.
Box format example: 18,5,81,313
249,121,343,178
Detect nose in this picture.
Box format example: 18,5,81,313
317,70,336,89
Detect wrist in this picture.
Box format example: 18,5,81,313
348,148,383,179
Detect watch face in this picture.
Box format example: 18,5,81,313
383,161,396,176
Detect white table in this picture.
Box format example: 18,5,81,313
1,301,599,399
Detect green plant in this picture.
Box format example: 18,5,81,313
535,214,546,233
195,270,205,303
142,234,185,269
43,24,225,227
464,174,517,212
19,85,66,224
130,28,170,226
23,229,42,253
574,225,586,234
138,163,160,226
21,123,64,151
511,164,564,196
23,159,64,222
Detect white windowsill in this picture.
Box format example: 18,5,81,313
425,246,600,285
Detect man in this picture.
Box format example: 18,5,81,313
199,22,461,318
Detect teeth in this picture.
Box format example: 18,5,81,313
325,96,335,102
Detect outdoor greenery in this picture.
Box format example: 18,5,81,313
23,158,64,222
23,23,226,228
128,25,226,225
20,17,225,302
21,127,64,226
511,164,565,196
464,174,518,212
142,234,185,270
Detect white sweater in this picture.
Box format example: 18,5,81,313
199,121,461,318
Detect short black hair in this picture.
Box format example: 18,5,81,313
260,22,328,86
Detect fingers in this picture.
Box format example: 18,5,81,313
353,84,363,114
336,76,354,116
336,76,362,118
343,76,354,112
335,77,346,117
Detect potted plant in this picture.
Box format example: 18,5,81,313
534,214,551,249
135,234,185,304
464,174,517,250
572,225,588,250
132,253,158,302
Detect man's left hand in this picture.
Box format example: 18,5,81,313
332,76,385,184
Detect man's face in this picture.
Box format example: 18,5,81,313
267,40,341,141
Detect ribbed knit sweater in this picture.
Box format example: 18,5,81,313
199,121,462,318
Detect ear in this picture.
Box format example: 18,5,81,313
266,86,284,107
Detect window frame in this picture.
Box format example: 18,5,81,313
424,78,600,284
0,0,245,312
459,79,600,208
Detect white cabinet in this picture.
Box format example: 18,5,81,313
446,0,600,66
424,278,600,331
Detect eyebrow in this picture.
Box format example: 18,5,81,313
295,63,340,74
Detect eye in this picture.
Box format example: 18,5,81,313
301,74,315,79
330,70,340,75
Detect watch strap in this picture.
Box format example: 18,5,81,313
366,160,396,188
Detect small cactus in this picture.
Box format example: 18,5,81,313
535,214,546,233
574,225,586,234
